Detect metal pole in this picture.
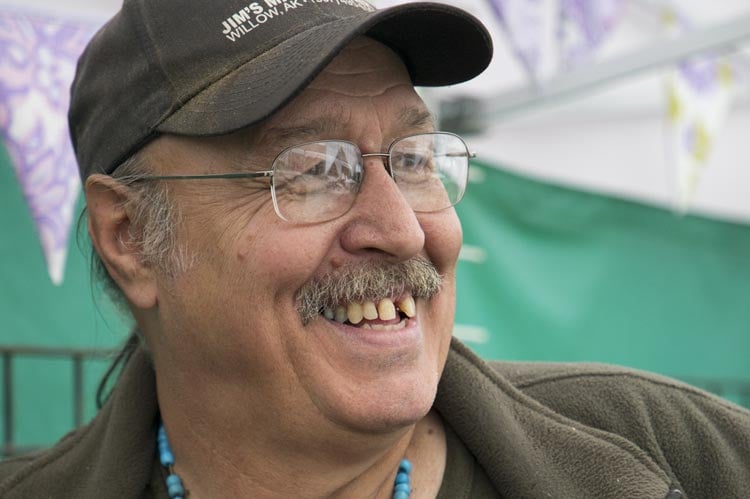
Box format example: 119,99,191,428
3,352,13,457
72,354,84,427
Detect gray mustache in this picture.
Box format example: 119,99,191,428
295,256,443,325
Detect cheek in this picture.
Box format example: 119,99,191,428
233,221,335,298
420,210,461,357
420,209,462,273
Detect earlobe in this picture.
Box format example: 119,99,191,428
85,174,158,309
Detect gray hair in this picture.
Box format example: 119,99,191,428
89,149,191,313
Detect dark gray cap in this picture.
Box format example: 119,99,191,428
69,0,493,179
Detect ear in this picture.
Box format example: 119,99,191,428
85,174,158,310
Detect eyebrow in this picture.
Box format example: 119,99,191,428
263,105,435,146
266,117,340,144
398,107,435,130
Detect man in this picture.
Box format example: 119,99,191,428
1,0,748,497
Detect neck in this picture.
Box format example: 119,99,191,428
158,409,446,499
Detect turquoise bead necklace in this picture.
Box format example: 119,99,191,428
157,422,413,498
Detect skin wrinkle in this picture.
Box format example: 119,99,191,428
311,80,410,99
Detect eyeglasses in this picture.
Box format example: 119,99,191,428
133,131,474,224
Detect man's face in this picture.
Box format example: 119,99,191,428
143,38,463,436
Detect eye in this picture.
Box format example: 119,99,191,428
274,141,363,200
281,171,328,197
278,162,360,198
393,151,431,171
307,160,328,176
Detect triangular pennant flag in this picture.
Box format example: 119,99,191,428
0,10,96,285
661,8,734,213
558,0,625,68
487,0,560,81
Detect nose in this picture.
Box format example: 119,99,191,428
338,156,425,260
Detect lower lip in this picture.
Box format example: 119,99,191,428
322,317,422,350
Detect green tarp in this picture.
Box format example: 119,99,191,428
455,162,750,394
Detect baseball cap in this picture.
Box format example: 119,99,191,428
69,0,493,180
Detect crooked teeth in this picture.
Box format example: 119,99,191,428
396,296,416,318
323,295,415,324
377,298,397,321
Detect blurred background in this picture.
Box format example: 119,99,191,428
1,0,749,457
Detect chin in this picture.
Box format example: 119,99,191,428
320,367,440,435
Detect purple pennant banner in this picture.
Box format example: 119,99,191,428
0,10,96,285
661,5,734,213
559,0,625,67
486,0,558,80
679,58,721,95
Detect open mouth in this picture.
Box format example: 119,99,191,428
321,295,416,329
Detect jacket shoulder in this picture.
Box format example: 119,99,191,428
0,428,82,495
487,360,750,495
488,360,745,416
0,453,38,482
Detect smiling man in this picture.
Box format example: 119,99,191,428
1,0,749,498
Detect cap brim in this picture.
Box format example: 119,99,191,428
157,2,492,136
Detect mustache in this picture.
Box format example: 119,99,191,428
295,256,443,325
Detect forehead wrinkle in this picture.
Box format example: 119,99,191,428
311,80,408,99
261,106,348,146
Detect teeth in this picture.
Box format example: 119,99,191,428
377,298,397,321
397,296,416,318
362,301,378,320
323,295,416,324
347,302,363,325
334,306,347,323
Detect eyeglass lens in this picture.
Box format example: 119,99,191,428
270,132,470,223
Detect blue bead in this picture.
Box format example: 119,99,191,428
168,483,185,497
394,483,411,493
160,450,175,466
166,475,184,497
399,459,412,473
395,472,410,484
166,474,182,487
393,491,410,499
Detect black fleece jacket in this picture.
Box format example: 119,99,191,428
1,338,748,498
